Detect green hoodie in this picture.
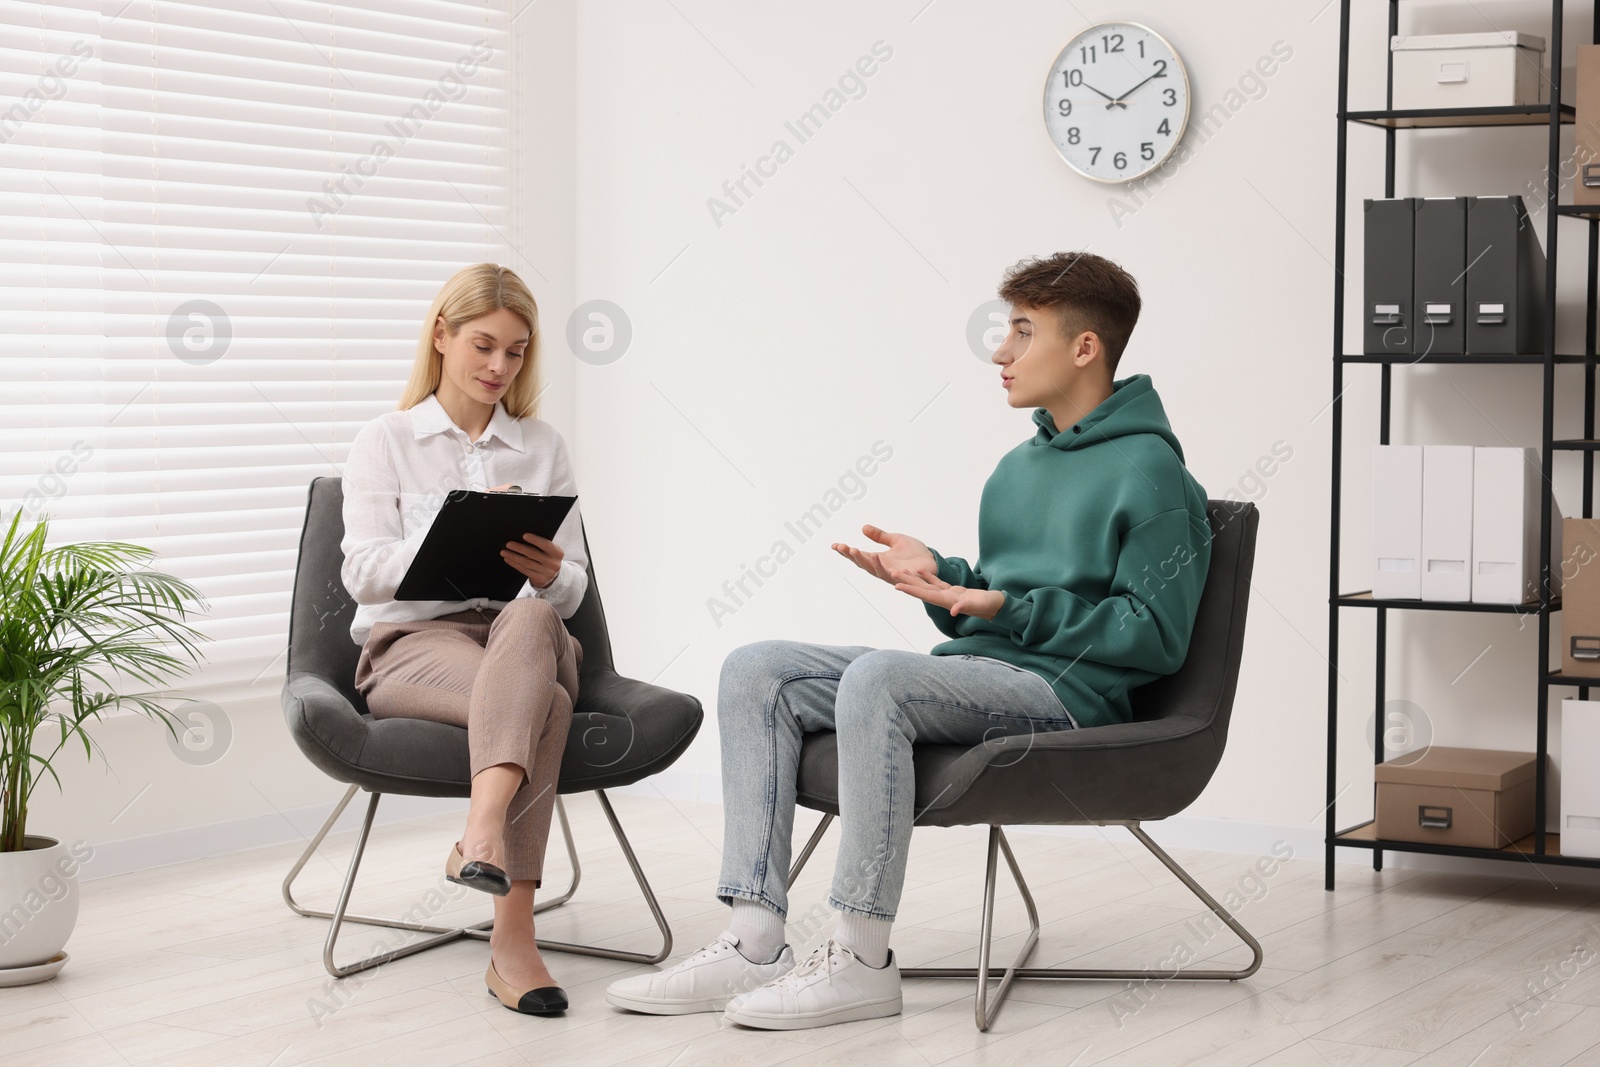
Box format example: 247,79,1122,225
925,373,1211,728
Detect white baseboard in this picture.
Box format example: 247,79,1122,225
77,792,469,882
609,770,1600,889
75,769,1600,890
609,768,723,805
607,771,1328,859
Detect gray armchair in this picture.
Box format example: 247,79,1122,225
785,500,1261,1030
281,476,703,977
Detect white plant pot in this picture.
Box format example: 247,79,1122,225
0,835,81,979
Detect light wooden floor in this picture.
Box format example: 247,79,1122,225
5,791,1600,1066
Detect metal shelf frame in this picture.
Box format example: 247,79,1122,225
1326,0,1600,889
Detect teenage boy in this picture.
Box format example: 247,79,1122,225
606,252,1212,1029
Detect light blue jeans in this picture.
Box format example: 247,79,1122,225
714,639,1079,923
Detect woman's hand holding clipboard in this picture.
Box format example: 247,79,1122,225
393,485,576,602
489,483,565,590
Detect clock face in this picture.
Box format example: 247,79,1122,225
1042,22,1190,184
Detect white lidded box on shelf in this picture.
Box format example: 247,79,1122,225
1391,32,1547,110
1421,445,1474,602
1561,699,1600,857
1374,445,1423,599
1471,446,1562,604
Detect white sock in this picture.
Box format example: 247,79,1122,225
835,911,892,968
728,899,786,964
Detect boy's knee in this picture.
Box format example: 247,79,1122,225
836,651,923,739
838,648,907,693
719,638,798,688
835,652,895,716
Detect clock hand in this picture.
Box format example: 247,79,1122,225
1079,80,1120,104
1110,71,1160,105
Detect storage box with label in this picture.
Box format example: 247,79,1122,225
1561,700,1600,857
1472,447,1562,604
1374,444,1423,598
1576,45,1600,204
1391,32,1547,110
1374,746,1535,848
1563,519,1600,677
1421,445,1473,601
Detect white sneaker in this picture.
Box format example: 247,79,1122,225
605,931,796,1015
723,938,902,1030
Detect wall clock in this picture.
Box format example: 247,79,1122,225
1042,21,1191,184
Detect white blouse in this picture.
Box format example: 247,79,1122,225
338,393,588,647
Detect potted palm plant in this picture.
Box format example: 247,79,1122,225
0,509,207,985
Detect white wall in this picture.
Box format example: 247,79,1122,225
570,0,1599,855
571,0,1332,831
44,0,1600,879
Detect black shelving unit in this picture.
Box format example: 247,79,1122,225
1326,0,1600,890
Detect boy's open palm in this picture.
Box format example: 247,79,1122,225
831,524,938,585
833,523,1006,621
892,571,1006,621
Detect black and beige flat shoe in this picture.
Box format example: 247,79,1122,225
445,840,511,896
486,958,567,1015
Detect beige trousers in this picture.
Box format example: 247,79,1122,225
353,598,582,885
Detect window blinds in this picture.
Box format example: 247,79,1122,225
0,0,512,701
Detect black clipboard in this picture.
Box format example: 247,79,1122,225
394,490,576,602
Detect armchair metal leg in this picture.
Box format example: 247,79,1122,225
787,811,836,886
534,790,674,965
1116,823,1265,980
892,826,1040,1030
783,813,1264,1032
282,784,492,978
283,785,671,977
534,794,582,913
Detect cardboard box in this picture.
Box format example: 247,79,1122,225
1576,45,1600,206
1391,32,1547,110
1563,519,1600,677
1375,746,1536,848
1562,700,1600,856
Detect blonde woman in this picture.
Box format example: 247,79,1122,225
339,263,584,1016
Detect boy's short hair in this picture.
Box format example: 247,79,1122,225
998,252,1141,371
